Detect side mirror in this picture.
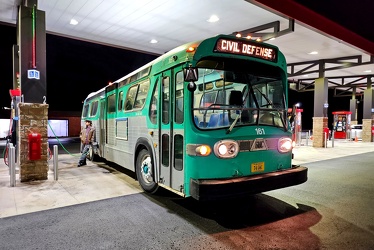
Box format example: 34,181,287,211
183,66,198,92
183,67,198,82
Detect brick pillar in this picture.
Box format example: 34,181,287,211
18,103,49,182
362,119,373,142
313,117,328,147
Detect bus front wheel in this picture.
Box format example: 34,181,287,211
136,149,159,193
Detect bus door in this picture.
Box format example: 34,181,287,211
99,99,106,157
159,69,185,193
105,88,117,149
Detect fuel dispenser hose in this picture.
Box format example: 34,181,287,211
2,121,86,166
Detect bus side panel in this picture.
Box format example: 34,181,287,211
104,116,150,172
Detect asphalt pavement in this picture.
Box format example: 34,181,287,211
0,139,374,249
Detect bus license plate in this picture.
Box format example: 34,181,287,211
251,162,264,172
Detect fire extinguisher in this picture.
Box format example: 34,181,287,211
28,133,41,160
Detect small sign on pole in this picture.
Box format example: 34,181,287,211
27,69,40,80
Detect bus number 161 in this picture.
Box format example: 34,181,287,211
255,128,265,135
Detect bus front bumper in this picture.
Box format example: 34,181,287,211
189,165,308,201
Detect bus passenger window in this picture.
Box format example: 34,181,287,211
134,99,144,109
124,99,132,111
124,85,138,111
82,104,89,118
134,80,149,109
90,101,98,117
118,91,123,111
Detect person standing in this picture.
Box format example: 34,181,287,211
78,120,95,167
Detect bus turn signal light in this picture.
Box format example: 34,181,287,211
186,144,211,156
196,145,211,156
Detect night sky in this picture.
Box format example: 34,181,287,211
295,0,374,43
0,24,357,130
0,24,158,114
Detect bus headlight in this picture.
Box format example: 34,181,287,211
278,137,292,153
186,144,211,156
214,140,239,158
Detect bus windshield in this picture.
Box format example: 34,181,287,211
192,68,287,130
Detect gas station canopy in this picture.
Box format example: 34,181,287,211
0,0,373,92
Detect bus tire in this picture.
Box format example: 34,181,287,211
136,149,159,193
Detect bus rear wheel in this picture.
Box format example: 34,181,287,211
136,149,158,193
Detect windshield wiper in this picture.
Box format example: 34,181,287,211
254,87,273,107
226,112,241,134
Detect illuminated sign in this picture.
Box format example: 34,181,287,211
215,39,277,62
27,69,40,80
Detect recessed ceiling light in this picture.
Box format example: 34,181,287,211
308,51,318,55
70,19,78,25
150,39,158,44
207,15,219,23
364,70,372,73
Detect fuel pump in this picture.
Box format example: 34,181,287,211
332,111,351,139
288,103,302,145
294,108,303,145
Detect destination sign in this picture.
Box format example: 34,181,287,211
215,38,277,62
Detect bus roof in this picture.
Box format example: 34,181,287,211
113,40,201,84
84,34,284,101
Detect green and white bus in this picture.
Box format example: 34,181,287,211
81,34,307,200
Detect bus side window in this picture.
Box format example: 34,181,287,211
90,100,98,117
124,85,138,111
124,99,132,111
82,103,89,118
134,80,149,109
134,99,144,109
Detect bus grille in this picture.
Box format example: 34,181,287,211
238,138,278,152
